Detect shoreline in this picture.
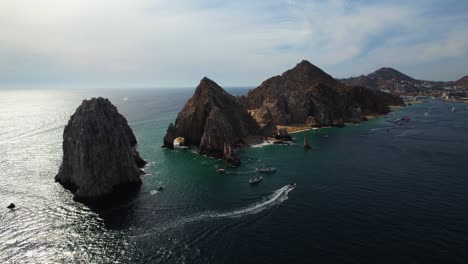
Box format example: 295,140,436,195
274,105,406,135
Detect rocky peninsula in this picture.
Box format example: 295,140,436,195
240,60,404,127
55,97,147,202
163,60,404,165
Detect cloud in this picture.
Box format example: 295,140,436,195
0,0,467,87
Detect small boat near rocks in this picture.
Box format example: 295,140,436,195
249,175,263,184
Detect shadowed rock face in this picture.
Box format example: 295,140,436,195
55,97,147,202
162,77,260,164
240,60,404,126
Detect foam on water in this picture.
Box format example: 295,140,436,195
250,141,274,148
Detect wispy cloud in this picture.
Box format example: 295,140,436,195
0,0,467,87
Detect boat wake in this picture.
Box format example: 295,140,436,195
226,166,258,174
138,185,295,236
371,127,393,131
250,141,274,148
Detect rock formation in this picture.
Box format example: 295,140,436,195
259,120,278,137
223,144,241,167
164,60,404,165
55,97,147,202
276,128,292,141
240,60,404,127
162,77,260,166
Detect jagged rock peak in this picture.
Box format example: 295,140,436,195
55,97,147,203
195,77,226,94
286,60,330,77
162,77,260,165
280,60,342,88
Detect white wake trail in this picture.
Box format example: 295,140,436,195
137,185,295,237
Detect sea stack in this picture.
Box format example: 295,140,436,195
55,97,147,202
162,77,261,166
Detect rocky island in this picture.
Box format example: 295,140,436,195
163,60,404,165
55,97,147,203
162,77,262,166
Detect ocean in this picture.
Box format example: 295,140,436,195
1,88,468,263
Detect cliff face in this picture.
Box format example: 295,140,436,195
162,77,260,164
241,60,404,126
55,97,147,202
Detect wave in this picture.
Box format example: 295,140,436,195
138,184,295,236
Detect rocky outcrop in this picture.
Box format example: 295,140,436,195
162,77,260,164
259,120,278,137
241,60,404,127
276,128,292,141
55,97,147,202
222,144,240,167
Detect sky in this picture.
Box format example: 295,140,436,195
1,0,468,88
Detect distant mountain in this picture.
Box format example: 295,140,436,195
370,67,416,84
455,76,468,89
339,68,447,95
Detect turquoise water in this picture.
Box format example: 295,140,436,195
1,89,468,263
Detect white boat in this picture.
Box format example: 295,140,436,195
451,107,456,112
249,175,262,184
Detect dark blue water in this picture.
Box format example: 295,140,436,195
1,89,467,263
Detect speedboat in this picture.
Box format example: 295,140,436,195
216,168,225,173
258,166,276,173
156,186,165,192
249,175,262,184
